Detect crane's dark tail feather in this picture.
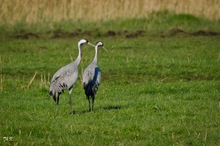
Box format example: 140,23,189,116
83,82,99,98
49,90,59,103
84,83,93,97
49,91,53,96
92,84,99,95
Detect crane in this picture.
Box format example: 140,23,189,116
82,41,107,111
49,39,94,114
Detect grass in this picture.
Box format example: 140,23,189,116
0,14,220,145
1,11,220,38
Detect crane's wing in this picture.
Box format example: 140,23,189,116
95,67,101,85
91,67,101,95
83,65,101,85
83,66,101,97
49,64,78,100
83,65,94,86
51,65,67,82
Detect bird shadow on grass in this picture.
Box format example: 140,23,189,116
102,105,121,111
77,105,121,115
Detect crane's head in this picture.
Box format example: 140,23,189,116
95,41,108,52
78,38,95,47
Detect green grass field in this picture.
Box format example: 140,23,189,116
0,13,220,145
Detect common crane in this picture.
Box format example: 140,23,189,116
49,39,94,114
82,41,107,111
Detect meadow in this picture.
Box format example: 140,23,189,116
0,13,220,145
1,0,220,24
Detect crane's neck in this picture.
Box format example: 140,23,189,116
92,46,98,64
75,43,82,65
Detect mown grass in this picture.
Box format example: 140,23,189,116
0,14,220,145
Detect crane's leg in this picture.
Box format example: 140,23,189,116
56,95,60,115
87,96,91,112
69,88,73,114
91,95,95,111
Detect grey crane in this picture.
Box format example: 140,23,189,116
82,41,107,111
49,39,94,114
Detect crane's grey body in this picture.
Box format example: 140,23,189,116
83,41,106,111
49,61,79,101
49,39,93,114
83,62,101,101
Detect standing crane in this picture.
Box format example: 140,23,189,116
82,41,107,111
49,39,94,114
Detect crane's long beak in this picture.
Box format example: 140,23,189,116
103,47,108,52
88,42,95,47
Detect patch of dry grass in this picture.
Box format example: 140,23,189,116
0,0,220,24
